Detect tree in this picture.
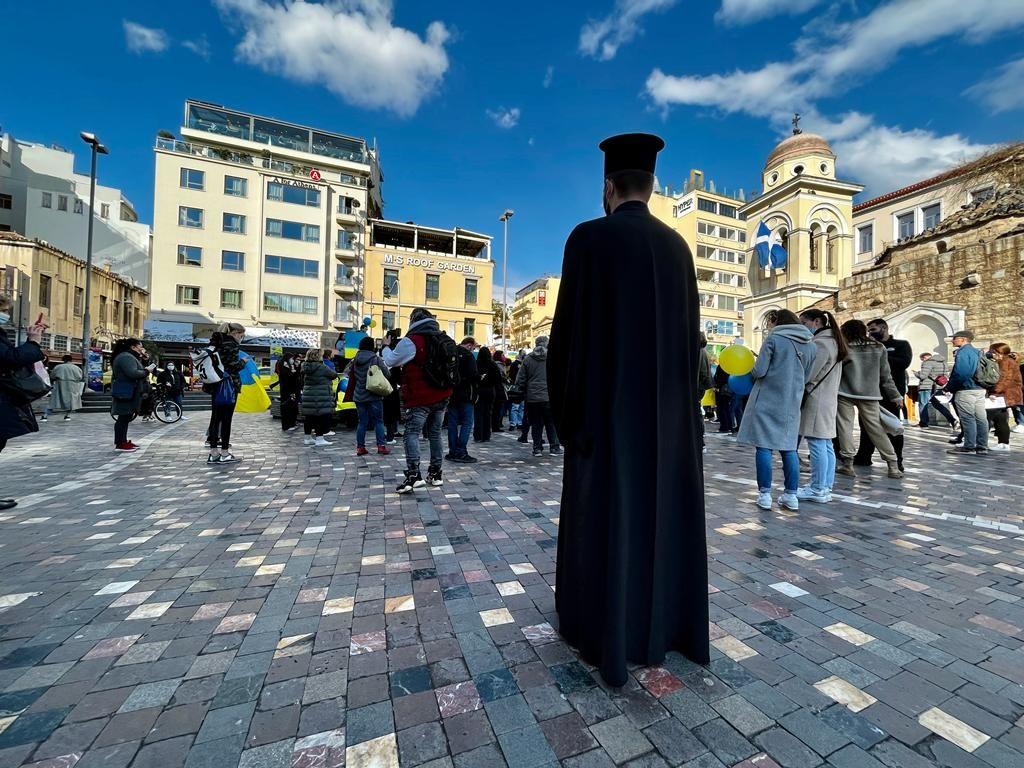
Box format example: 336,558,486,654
492,299,507,337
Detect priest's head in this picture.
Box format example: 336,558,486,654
599,133,664,215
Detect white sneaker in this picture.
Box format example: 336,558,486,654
756,492,773,510
796,486,831,503
991,443,1010,452
1012,425,1024,434
314,436,332,446
780,493,800,511
287,426,298,432
303,436,315,446
324,431,336,436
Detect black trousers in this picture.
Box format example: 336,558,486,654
492,396,507,430
114,413,132,445
988,408,1010,444
304,414,329,436
716,392,734,432
527,401,559,450
208,402,235,450
280,396,299,431
474,394,493,441
855,399,903,466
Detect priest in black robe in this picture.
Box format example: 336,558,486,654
548,133,710,687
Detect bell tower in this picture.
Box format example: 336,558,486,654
739,116,863,347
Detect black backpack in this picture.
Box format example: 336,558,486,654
421,332,460,389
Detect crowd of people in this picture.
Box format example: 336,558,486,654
707,312,1024,510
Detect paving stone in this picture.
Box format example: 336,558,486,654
497,723,559,768
642,717,708,766
711,694,774,737
753,727,822,768
816,704,887,749
346,700,394,746
443,709,494,755
693,718,757,765
485,694,538,736
538,711,596,759
184,733,247,768
398,721,448,766
779,708,850,756
131,734,193,768
590,715,654,764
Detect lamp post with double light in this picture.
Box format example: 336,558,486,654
79,132,108,380
499,209,514,345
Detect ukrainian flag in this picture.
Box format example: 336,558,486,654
236,350,272,413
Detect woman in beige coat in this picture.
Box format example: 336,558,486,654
798,309,847,502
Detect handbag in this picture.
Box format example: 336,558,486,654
111,379,136,401
366,363,393,396
878,406,904,436
0,365,52,404
801,359,840,407
214,377,236,406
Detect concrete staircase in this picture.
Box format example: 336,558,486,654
79,391,213,414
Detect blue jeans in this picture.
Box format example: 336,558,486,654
447,402,474,457
404,400,448,471
509,402,524,427
954,390,988,450
806,437,836,493
918,389,955,427
356,400,386,448
755,447,799,494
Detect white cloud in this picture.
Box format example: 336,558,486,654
123,20,169,54
543,65,554,88
182,35,211,60
579,0,678,61
213,0,450,117
645,0,1023,191
716,0,823,25
487,107,521,129
965,56,1024,114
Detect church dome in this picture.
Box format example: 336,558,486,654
765,132,834,170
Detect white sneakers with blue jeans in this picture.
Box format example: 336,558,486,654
954,389,989,450
800,437,835,501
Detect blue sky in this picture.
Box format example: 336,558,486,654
3,0,1022,296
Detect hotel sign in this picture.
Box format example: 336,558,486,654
268,176,319,190
383,253,476,275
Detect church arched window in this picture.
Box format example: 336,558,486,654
809,224,820,271
826,225,838,273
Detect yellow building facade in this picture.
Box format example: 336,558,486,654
0,232,148,359
509,276,560,351
740,129,863,348
363,220,494,342
650,170,749,349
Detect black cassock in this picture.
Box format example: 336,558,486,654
548,200,709,687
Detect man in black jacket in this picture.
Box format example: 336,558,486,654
856,318,912,470
446,337,479,463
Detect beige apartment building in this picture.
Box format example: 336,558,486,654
0,231,147,360
650,170,749,350
149,100,382,340
363,219,495,341
510,276,560,351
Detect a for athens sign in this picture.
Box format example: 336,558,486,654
383,253,476,274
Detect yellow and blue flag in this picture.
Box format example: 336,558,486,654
236,350,271,413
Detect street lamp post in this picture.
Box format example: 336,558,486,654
499,209,514,346
79,132,108,380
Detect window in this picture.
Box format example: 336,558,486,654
0,193,11,209
73,199,83,214
382,311,396,331
267,181,320,207
383,269,399,297
177,245,202,267
826,228,837,273
179,206,203,228
38,275,51,307
74,287,83,316
897,211,915,240
100,203,110,219
264,254,319,279
338,196,357,215
697,197,717,214
40,332,52,349
857,224,873,254
221,250,245,271
809,226,820,271
263,292,317,314
176,285,201,305
465,278,478,306
179,168,205,191
922,203,941,230
336,230,356,249
220,289,243,309
54,335,68,353
718,203,737,219
970,186,994,203
464,318,475,337
224,175,248,197
57,195,68,212
98,295,107,323
425,274,440,301
793,165,804,175
265,218,320,242
41,192,52,208
223,212,246,234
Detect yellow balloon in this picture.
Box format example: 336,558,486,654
370,319,378,328
718,345,755,375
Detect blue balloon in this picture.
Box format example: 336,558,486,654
728,373,754,396
362,316,372,327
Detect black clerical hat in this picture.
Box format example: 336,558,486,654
599,133,665,176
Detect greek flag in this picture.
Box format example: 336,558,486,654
755,220,788,269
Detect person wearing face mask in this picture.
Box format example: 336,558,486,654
204,323,246,463
0,295,48,509
855,318,912,472
111,337,156,451
157,360,187,420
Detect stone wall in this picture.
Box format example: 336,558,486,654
810,217,1024,350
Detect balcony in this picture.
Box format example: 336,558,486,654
333,314,359,328
335,232,359,259
334,276,357,295
337,200,361,223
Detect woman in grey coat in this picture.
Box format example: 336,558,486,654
301,348,338,446
738,309,816,510
798,309,848,502
836,320,903,479
110,338,155,451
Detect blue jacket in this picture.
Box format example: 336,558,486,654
947,344,980,392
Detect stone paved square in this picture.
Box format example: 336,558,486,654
0,414,1022,767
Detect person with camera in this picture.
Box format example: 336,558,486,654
110,337,156,452
0,295,48,509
